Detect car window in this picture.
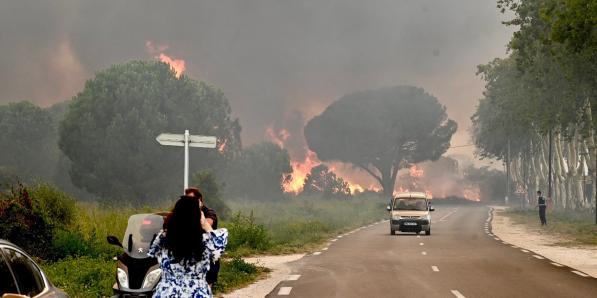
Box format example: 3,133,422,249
393,198,427,211
2,247,45,297
0,250,19,296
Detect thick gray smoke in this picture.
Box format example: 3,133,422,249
0,0,511,158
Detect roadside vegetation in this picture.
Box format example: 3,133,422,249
503,209,597,246
1,181,386,297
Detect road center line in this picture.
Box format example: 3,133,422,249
521,249,529,253
550,262,563,267
422,251,427,255
451,290,466,298
431,266,439,272
419,242,424,246
533,255,544,259
287,274,301,281
572,270,589,277
278,287,292,295
439,210,457,221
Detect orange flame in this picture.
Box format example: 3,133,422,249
463,186,481,201
146,41,186,78
286,150,320,193
409,164,424,178
217,139,228,154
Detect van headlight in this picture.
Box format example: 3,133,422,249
117,268,129,289
142,268,162,289
392,215,402,220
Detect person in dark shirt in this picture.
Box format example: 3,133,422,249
536,190,547,226
185,187,220,288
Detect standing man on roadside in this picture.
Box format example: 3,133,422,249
185,187,220,288
536,190,547,226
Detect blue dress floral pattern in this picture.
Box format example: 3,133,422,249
148,228,228,298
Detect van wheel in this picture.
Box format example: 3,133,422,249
425,228,431,236
391,229,395,235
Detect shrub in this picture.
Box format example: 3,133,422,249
225,212,271,252
0,181,77,259
0,183,53,258
29,182,76,229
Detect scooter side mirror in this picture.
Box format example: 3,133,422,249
107,235,123,248
386,205,391,211
429,206,435,212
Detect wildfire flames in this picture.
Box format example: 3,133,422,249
265,118,481,201
146,41,186,78
266,125,375,193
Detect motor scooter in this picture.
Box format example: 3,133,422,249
107,213,166,297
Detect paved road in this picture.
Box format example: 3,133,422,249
266,205,597,298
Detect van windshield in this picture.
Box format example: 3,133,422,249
393,198,427,211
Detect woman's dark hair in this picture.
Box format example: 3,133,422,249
164,196,205,263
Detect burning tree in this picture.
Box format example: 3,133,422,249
305,86,457,197
302,164,351,198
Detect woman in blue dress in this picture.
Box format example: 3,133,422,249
148,195,228,298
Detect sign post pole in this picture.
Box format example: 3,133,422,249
184,130,189,189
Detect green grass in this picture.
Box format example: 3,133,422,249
503,209,597,246
224,194,387,255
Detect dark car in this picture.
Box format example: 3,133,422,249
0,240,68,298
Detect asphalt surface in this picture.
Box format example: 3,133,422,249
266,205,597,298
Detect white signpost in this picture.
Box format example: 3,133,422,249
156,130,217,190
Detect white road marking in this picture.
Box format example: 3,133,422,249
511,245,518,248
313,251,322,256
337,235,343,238
419,242,424,246
417,235,421,238
493,237,500,240
322,247,328,251
431,266,439,272
451,290,466,298
439,210,457,221
422,251,427,255
572,271,589,277
533,255,545,259
287,274,301,281
521,249,529,253
278,287,292,295
331,239,337,242
550,262,564,267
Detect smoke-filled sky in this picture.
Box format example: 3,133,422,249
0,0,512,160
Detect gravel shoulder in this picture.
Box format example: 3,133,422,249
491,206,597,278
221,254,305,298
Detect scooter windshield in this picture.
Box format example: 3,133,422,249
123,214,164,259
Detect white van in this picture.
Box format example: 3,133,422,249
387,192,434,235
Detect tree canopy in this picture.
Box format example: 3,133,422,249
59,60,241,202
305,86,457,197
0,101,57,182
224,141,292,200
301,164,351,198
